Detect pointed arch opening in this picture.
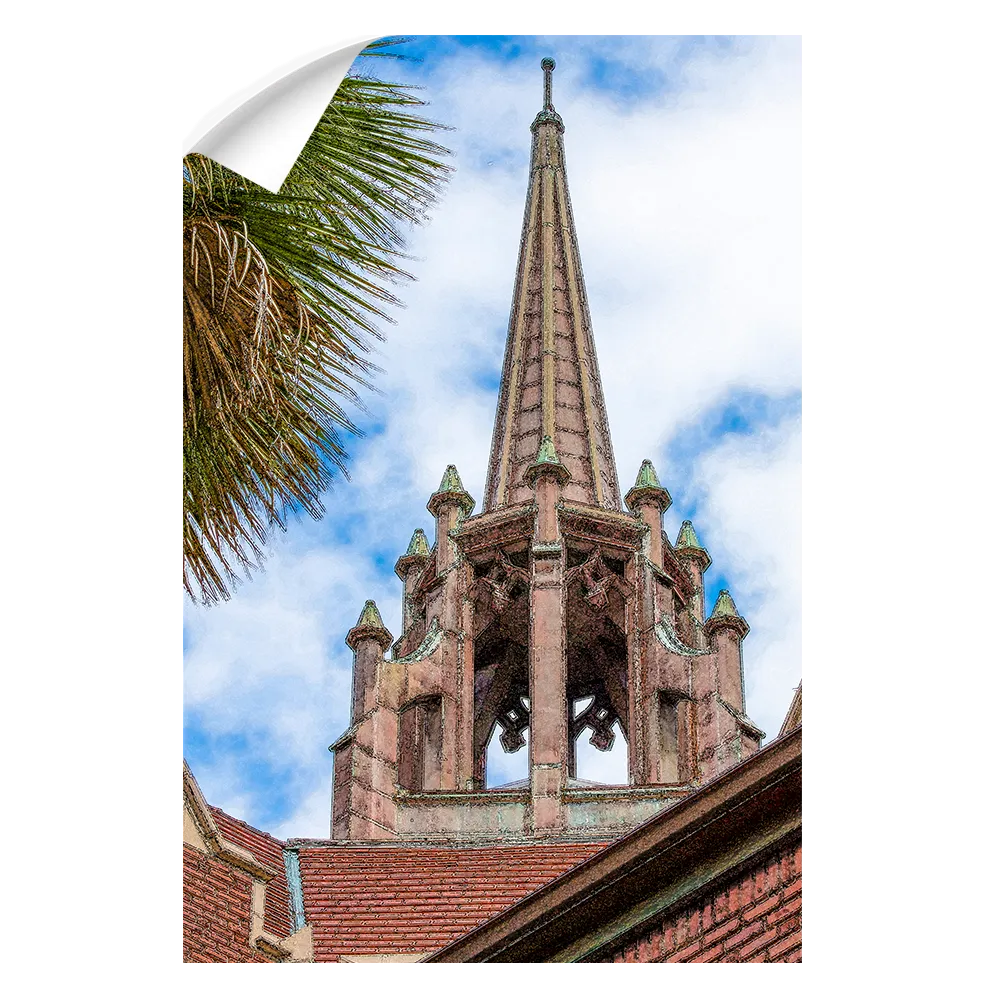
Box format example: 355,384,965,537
470,546,532,790
564,544,631,786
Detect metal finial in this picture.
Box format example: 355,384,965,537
541,57,556,111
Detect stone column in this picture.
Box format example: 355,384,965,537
675,520,712,646
704,590,750,713
394,528,431,636
332,601,397,840
426,466,475,792
426,465,474,585
346,600,393,724
524,437,570,835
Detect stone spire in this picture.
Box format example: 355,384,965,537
483,58,622,512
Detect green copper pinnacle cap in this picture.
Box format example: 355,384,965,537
710,590,741,619
523,435,571,485
395,528,432,579
634,459,662,490
676,520,705,550
706,589,749,638
356,599,387,631
535,434,560,465
428,464,475,517
346,599,393,650
624,458,672,512
405,528,430,557
436,464,466,494
674,518,711,570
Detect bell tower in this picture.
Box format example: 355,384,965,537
330,60,765,843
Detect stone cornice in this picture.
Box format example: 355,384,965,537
394,551,431,581
183,763,276,882
624,484,672,514
558,503,645,549
704,613,750,641
718,697,767,741
675,544,712,573
453,502,537,557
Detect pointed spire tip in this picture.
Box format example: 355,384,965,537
624,458,671,512
710,590,741,619
428,463,475,516
705,589,748,637
346,598,393,649
535,434,560,464
676,519,706,551
540,57,557,113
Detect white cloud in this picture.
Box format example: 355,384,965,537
683,414,802,742
273,779,332,841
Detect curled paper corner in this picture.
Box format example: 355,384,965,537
185,35,378,193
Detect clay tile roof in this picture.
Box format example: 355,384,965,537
210,807,291,939
296,841,607,961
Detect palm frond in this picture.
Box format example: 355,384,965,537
183,57,451,604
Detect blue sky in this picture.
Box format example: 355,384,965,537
183,35,801,838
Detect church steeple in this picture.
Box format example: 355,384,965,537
483,59,622,512
331,62,765,845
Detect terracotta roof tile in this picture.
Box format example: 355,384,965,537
298,842,607,960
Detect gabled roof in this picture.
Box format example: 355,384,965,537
293,841,607,961
210,807,291,940
183,763,305,960
779,683,802,735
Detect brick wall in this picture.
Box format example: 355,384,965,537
182,844,275,963
604,838,801,963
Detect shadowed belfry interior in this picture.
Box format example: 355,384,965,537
329,60,766,845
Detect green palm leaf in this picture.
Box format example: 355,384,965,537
183,44,451,603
